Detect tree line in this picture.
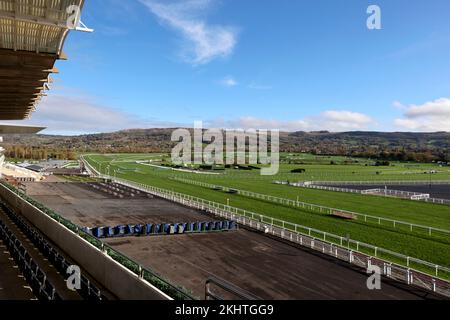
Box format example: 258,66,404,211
4,145,77,161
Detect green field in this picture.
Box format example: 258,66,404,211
83,153,450,278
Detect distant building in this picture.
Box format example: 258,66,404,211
25,165,45,173
0,163,43,182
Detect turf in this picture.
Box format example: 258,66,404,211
82,153,450,275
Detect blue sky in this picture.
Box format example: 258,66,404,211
12,0,450,134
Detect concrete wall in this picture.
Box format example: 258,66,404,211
0,184,172,300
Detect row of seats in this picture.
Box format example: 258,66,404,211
1,203,105,301
111,182,145,195
90,182,150,199
89,220,237,239
0,219,59,300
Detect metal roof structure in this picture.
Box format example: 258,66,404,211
0,123,45,134
0,0,91,120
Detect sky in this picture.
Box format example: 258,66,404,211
6,0,450,135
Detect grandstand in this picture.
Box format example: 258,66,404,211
0,0,92,119
0,0,105,301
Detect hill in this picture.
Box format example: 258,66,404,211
3,129,450,162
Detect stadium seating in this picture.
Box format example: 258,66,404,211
0,202,105,300
88,219,238,239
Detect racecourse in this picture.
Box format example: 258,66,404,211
82,153,450,279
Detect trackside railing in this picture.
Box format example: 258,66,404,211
101,175,450,297
361,188,429,199
303,180,450,186
170,177,450,238
0,180,195,300
290,182,450,206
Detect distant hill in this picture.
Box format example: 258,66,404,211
3,129,450,162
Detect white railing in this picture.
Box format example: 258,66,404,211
279,181,450,205
171,177,450,237
304,180,450,186
361,188,430,199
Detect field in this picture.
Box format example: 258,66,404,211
82,153,450,278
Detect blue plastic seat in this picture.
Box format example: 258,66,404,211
92,227,103,238
163,223,171,234
114,225,125,236
125,224,134,235
134,224,143,234
103,226,114,237
179,223,187,233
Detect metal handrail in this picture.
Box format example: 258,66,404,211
205,276,261,300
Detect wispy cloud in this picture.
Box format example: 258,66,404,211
394,98,450,132
3,91,183,135
207,111,376,132
392,100,407,110
220,76,238,87
139,0,238,65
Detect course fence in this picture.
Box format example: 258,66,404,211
303,180,450,186
276,181,450,205
361,188,429,199
93,174,450,297
171,177,450,238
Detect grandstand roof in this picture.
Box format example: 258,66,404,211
0,0,87,120
0,123,45,134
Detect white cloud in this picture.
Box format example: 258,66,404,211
2,93,182,135
220,76,238,87
394,98,450,132
392,101,406,110
207,111,375,132
140,0,237,65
